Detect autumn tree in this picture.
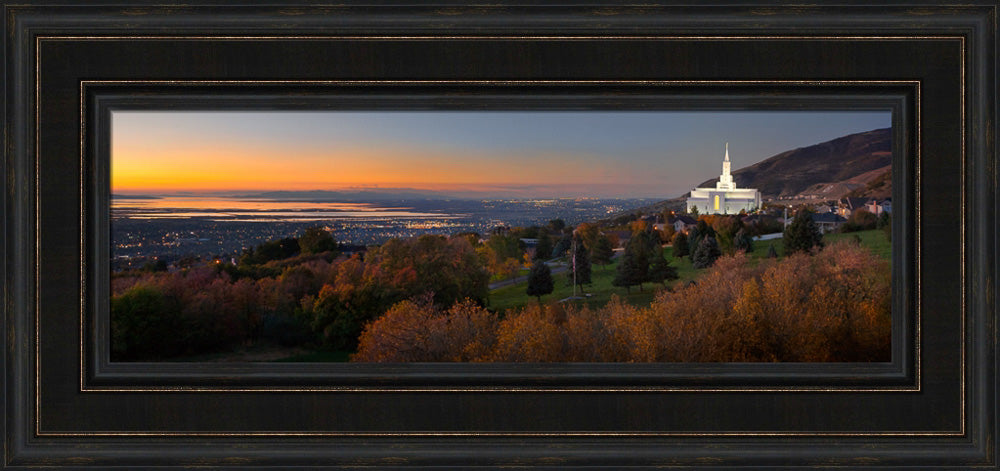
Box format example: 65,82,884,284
842,208,878,232
299,226,338,255
480,232,525,280
711,215,743,253
370,234,490,307
526,262,555,302
575,222,601,252
351,297,450,362
451,232,481,247
784,209,824,255
490,304,565,362
111,285,183,360
301,283,368,350
241,237,300,265
659,224,676,244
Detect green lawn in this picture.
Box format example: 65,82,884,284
488,229,890,314
823,229,891,259
488,246,699,313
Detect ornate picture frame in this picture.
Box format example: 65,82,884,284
3,2,996,469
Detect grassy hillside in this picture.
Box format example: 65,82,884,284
489,229,889,314
272,230,889,362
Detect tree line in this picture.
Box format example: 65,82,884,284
111,229,489,360
354,241,890,362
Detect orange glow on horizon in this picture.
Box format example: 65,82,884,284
112,142,618,193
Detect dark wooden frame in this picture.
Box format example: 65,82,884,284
3,1,997,469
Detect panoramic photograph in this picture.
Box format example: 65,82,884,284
111,110,893,363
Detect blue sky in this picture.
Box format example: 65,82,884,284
113,110,891,198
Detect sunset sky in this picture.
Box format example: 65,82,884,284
112,110,891,199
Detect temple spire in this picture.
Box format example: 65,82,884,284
717,142,734,191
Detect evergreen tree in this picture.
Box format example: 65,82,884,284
568,235,592,290
691,235,721,269
591,234,615,269
783,209,824,255
613,248,643,294
533,233,553,261
647,246,679,286
615,232,651,291
525,263,554,302
641,227,660,253
734,228,754,254
690,219,716,253
687,226,701,253
766,243,778,258
672,231,689,258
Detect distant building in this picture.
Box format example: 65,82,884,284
687,144,762,215
865,198,892,215
836,197,869,217
811,212,847,233
665,215,697,233
605,230,633,248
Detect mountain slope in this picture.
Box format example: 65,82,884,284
696,127,892,198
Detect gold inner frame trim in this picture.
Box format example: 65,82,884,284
75,78,924,396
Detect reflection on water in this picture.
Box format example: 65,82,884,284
112,196,455,220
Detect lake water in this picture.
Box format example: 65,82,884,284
112,196,458,222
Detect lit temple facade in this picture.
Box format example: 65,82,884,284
686,144,761,215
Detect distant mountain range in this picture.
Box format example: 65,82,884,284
243,189,452,201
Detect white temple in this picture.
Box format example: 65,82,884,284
686,143,761,215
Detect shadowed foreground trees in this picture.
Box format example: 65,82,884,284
111,234,489,360
354,242,890,363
